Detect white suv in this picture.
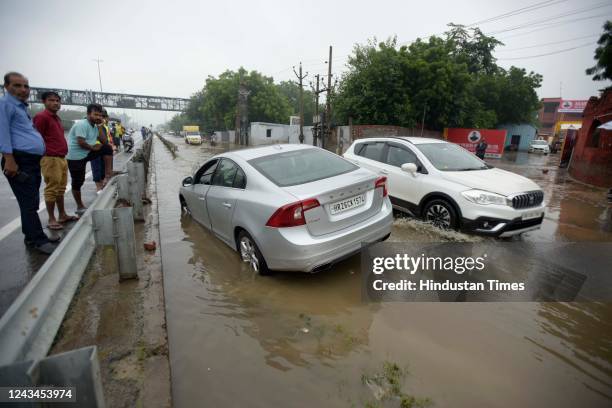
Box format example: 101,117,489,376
344,137,545,237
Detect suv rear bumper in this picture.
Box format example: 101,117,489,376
461,215,544,237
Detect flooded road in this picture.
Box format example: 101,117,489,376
155,137,612,407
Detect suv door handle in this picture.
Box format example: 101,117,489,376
222,202,232,208
198,196,206,201
379,170,389,175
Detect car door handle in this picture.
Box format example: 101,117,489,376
379,170,389,175
222,202,232,208
198,196,206,201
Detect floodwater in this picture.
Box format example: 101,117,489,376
155,137,612,408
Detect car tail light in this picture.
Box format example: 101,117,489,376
266,198,321,227
375,176,388,197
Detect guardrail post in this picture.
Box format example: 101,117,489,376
116,174,129,202
92,207,138,281
127,162,144,221
113,207,138,280
0,346,106,407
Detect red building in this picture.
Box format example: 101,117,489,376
568,90,612,188
537,98,584,138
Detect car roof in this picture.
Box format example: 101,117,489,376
353,136,446,145
222,143,317,161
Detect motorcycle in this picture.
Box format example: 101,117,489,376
122,133,134,153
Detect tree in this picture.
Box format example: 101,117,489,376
188,68,292,132
334,26,542,130
586,20,612,83
276,81,316,125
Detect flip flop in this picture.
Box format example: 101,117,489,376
48,223,64,230
59,215,79,223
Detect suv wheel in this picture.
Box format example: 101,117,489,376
423,199,458,230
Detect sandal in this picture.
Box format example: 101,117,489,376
59,215,80,223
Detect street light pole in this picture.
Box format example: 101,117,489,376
93,58,104,92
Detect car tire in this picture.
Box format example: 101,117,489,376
179,195,189,213
422,199,458,230
237,230,271,276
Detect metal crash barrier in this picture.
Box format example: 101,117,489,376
0,136,153,406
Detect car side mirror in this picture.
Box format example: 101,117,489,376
401,163,418,174
182,176,194,187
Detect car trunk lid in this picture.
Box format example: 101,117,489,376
282,168,383,236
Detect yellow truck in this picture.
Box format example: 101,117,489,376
183,125,202,145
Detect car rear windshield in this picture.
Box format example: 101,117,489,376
532,140,548,145
415,143,488,171
249,148,358,187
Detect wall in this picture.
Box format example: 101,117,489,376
568,90,612,188
350,125,442,140
249,122,292,145
497,123,537,151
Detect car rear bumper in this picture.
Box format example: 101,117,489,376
461,214,544,237
258,199,393,272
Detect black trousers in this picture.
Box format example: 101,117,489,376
2,151,49,245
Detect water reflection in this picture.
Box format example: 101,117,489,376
180,213,377,371
530,302,612,400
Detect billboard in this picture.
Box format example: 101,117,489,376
557,100,587,113
444,128,507,158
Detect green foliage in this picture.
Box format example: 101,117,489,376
277,81,317,125
178,68,292,133
334,25,542,130
167,112,190,133
586,20,612,83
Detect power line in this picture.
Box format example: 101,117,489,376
467,0,568,27
497,13,612,39
497,41,595,60
486,2,612,35
399,0,569,46
496,34,600,52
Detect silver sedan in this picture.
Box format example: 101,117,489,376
179,144,393,274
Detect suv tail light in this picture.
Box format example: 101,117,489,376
375,176,388,197
266,198,321,227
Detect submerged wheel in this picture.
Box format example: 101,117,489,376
237,230,271,275
423,199,458,230
179,195,189,212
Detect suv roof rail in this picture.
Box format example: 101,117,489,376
355,136,415,144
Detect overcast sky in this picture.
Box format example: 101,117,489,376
1,0,610,125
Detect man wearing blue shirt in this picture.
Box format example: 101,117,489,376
0,72,59,254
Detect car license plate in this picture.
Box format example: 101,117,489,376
522,210,543,220
330,194,366,215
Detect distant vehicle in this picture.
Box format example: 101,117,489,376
528,140,550,155
179,144,393,274
168,131,176,136
344,137,545,237
122,133,134,153
183,125,202,145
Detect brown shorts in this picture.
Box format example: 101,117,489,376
41,156,68,202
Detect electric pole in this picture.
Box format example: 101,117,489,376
293,62,308,143
324,46,333,149
420,104,427,137
310,74,323,146
93,58,104,92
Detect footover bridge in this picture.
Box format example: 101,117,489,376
0,86,189,111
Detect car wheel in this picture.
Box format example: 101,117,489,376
179,195,188,212
423,199,458,230
237,230,271,276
